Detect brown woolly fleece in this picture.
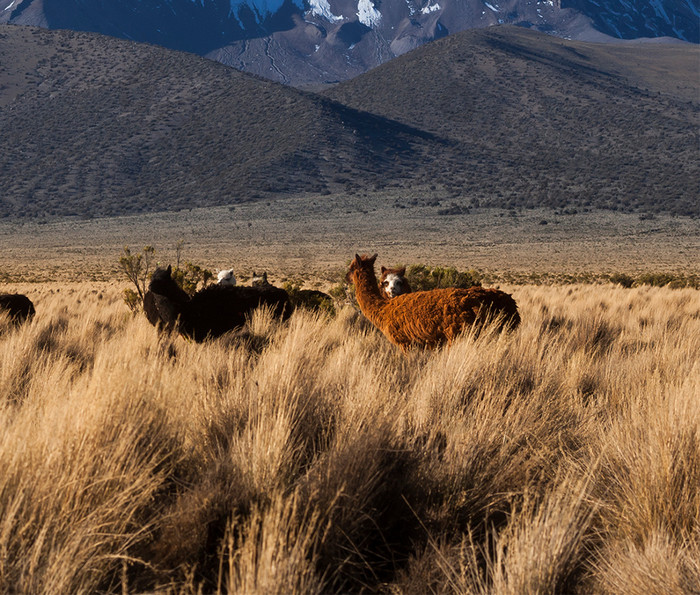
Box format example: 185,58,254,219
347,254,520,351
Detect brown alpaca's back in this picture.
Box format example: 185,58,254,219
375,286,519,350
346,253,519,352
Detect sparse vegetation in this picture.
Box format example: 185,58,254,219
0,281,698,593
405,263,483,291
120,245,215,312
171,261,214,295
119,245,155,312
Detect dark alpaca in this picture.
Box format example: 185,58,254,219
144,266,293,342
186,283,292,341
253,270,334,313
0,294,36,325
251,271,271,287
347,254,520,352
144,266,190,332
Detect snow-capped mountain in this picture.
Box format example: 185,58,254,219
563,0,699,42
1,0,696,86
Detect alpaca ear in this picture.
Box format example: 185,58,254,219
167,265,172,275
381,266,387,274
263,272,267,281
398,267,406,275
370,254,378,264
354,254,361,262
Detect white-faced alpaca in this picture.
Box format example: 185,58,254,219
0,294,36,325
346,254,520,352
217,269,236,286
144,265,293,342
379,266,412,299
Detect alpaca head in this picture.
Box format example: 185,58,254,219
149,265,174,292
148,265,190,304
379,266,410,299
217,268,236,286
346,253,378,284
251,271,270,287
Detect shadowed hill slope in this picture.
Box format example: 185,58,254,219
0,25,440,218
325,26,700,216
1,24,698,218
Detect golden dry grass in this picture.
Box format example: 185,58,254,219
0,282,698,593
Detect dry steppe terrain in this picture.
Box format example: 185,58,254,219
0,194,698,592
0,274,698,593
0,194,698,285
0,19,698,594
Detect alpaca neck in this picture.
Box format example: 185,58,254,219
353,268,386,323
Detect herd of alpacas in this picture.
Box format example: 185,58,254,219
139,253,520,350
0,253,520,352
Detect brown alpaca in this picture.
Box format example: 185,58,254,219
379,266,412,299
347,254,520,351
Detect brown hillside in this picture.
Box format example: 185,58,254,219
0,25,440,218
325,26,700,216
1,24,698,218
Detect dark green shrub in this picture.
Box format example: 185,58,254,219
635,273,677,288
283,280,335,316
405,264,482,292
609,273,634,288
171,263,214,296
631,273,699,290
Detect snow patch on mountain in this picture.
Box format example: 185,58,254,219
308,0,343,21
357,0,381,27
421,3,440,14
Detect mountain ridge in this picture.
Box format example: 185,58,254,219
324,27,699,215
0,24,697,219
0,24,442,218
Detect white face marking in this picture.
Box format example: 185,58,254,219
383,273,406,298
217,269,236,286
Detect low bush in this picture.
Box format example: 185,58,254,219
405,263,483,292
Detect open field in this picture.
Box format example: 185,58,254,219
0,194,698,285
0,279,698,593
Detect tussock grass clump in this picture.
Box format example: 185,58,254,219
0,282,698,593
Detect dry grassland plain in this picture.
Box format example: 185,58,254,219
0,193,698,284
0,200,699,593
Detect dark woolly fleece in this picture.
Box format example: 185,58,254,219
0,294,36,324
144,266,293,342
